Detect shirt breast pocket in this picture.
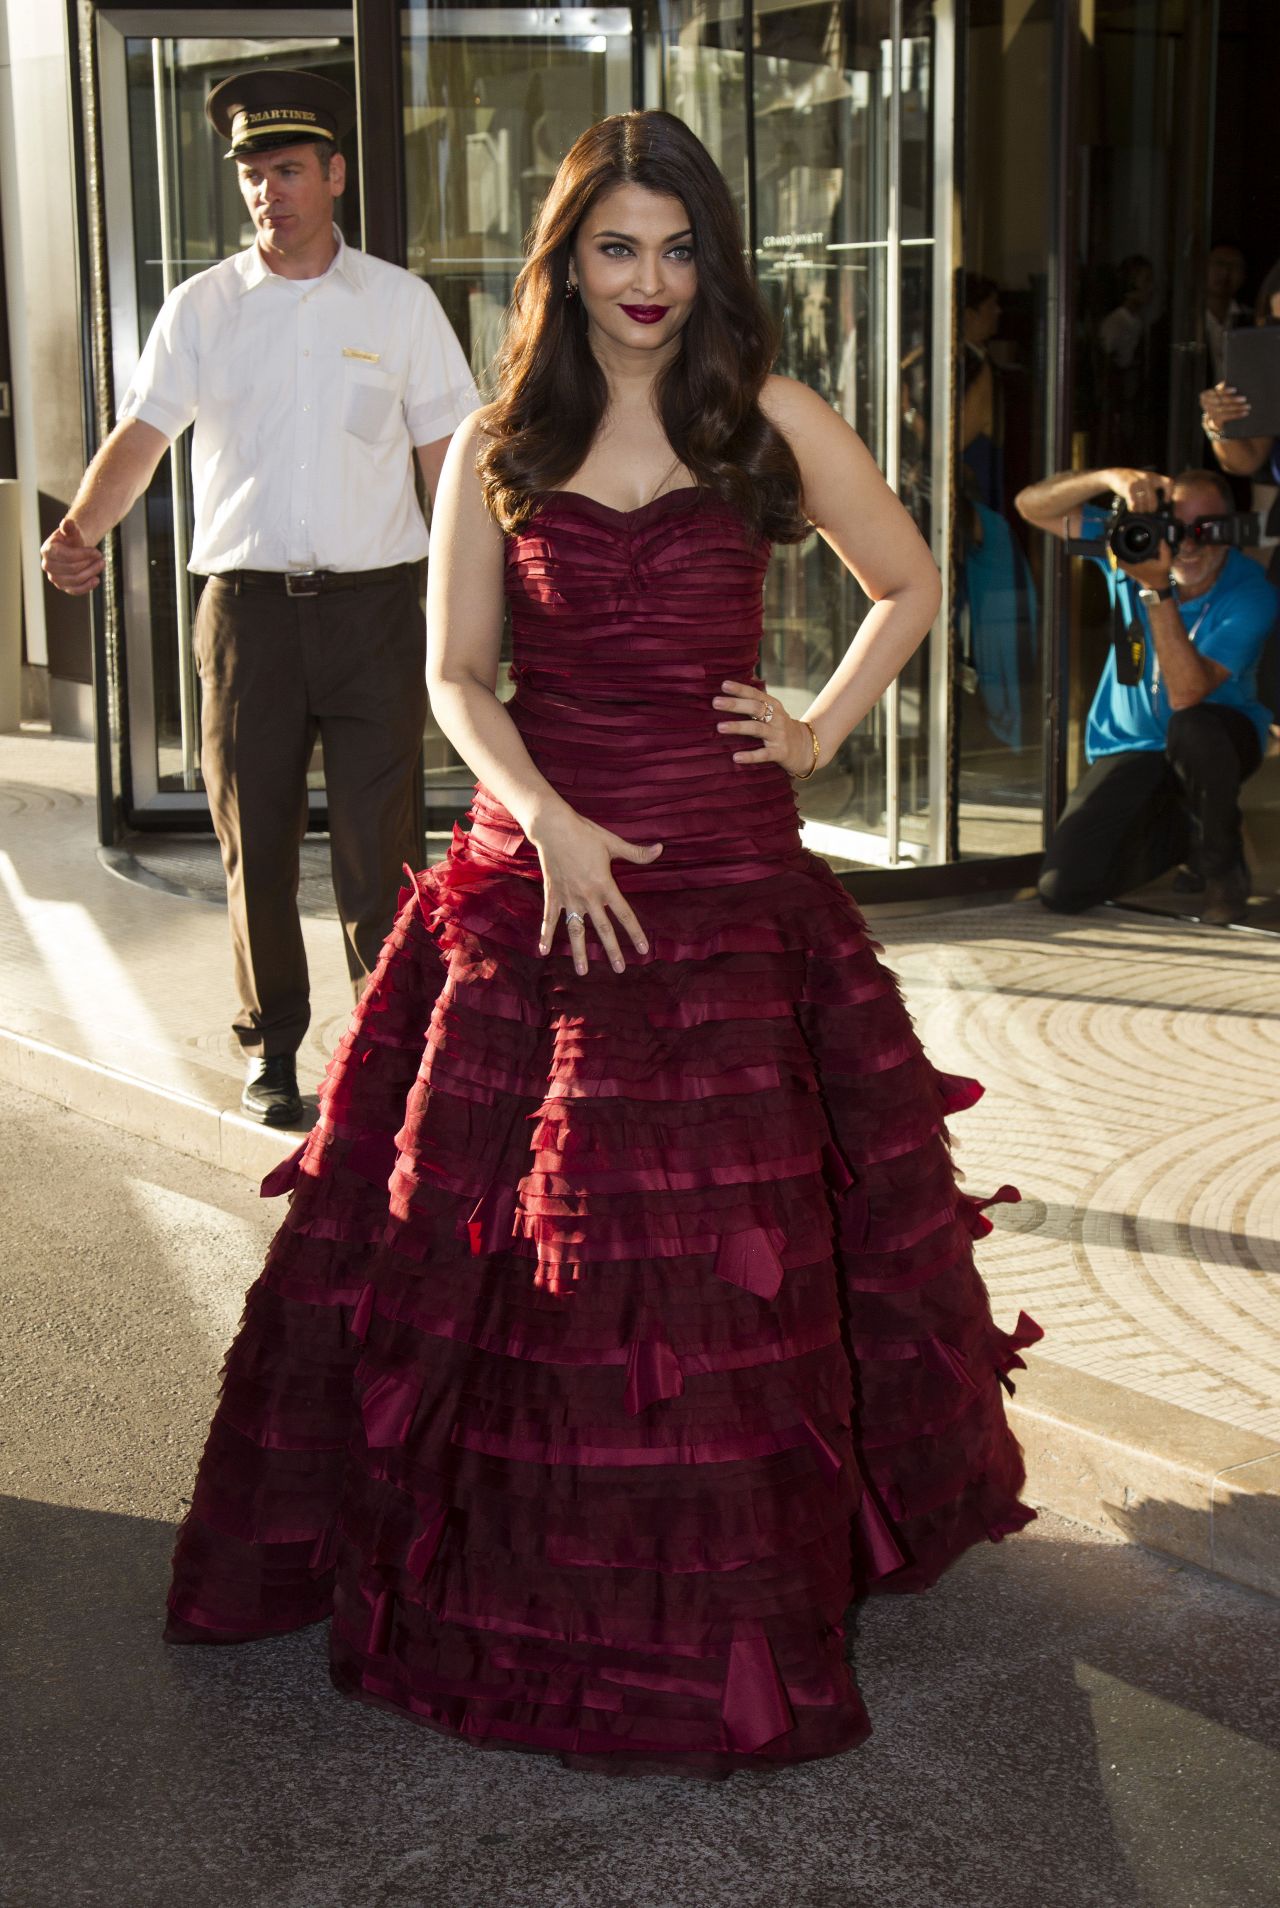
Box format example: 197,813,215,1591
341,361,401,443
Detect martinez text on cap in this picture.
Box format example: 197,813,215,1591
205,69,356,160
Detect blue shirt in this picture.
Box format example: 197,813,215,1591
1081,505,1276,760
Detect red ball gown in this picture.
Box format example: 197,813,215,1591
167,488,1041,1775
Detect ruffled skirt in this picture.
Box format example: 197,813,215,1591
166,836,1040,1775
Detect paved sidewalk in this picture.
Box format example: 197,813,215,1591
4,1077,1276,1908
2,730,1277,1596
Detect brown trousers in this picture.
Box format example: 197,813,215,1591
194,567,427,1056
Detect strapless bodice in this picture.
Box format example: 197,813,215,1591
466,489,803,883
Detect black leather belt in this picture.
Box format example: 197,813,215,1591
216,563,415,597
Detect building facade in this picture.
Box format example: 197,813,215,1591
2,0,1273,894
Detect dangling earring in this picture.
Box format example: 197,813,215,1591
565,278,579,301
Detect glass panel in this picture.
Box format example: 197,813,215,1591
121,31,359,797
955,0,1051,859
401,3,633,822
657,0,749,235
752,1,939,867
1064,0,1216,798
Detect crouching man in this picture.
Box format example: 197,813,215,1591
1015,465,1276,925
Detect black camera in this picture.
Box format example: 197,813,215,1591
1106,496,1260,565
1064,489,1265,567
1062,489,1268,688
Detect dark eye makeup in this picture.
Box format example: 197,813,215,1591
597,241,695,261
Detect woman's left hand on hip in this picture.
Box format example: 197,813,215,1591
713,679,812,773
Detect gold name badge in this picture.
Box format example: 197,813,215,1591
342,347,381,364
247,107,319,127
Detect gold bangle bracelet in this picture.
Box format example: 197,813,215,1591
793,719,821,781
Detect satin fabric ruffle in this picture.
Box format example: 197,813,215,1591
166,490,1040,1776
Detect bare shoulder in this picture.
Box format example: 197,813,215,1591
759,373,863,464
437,407,505,543
453,404,497,453
758,373,836,437
757,374,878,531
441,407,496,484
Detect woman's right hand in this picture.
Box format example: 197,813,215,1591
531,805,662,975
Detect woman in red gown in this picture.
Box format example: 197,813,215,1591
166,110,1040,1775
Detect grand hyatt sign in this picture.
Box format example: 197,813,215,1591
760,230,826,250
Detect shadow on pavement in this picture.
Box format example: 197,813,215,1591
988,1193,1275,1273
1,1492,1275,1908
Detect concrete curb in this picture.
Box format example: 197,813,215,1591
1008,1363,1278,1600
4,1022,1275,1601
0,1025,296,1184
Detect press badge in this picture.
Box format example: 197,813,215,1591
342,347,381,363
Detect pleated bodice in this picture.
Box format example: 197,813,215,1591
468,489,802,880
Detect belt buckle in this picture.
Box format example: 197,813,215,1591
285,570,325,597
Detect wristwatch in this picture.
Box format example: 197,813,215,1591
1138,583,1178,608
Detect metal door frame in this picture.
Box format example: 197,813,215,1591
883,0,957,870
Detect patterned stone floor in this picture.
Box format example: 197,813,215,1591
2,731,1277,1458
886,905,1280,1443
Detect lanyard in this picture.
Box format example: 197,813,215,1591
1150,598,1210,704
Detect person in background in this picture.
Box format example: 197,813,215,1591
41,70,478,1127
1199,257,1280,484
961,273,1002,502
959,274,1037,749
1199,260,1280,716
1015,465,1275,926
1205,242,1248,385
1095,255,1156,467
1098,254,1155,372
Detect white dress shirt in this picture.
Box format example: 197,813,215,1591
119,230,480,574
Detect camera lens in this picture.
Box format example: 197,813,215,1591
1119,523,1154,560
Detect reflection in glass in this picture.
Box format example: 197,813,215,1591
401,3,632,817
659,0,749,236
956,270,1040,830
956,2,1049,859
749,3,938,864
1064,0,1216,799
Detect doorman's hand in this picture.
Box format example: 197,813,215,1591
41,518,106,596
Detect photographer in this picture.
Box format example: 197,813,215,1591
1014,467,1276,925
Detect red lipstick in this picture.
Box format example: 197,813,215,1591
620,305,670,325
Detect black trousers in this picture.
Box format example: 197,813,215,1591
1038,703,1262,914
194,567,427,1056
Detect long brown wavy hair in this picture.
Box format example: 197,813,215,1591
477,111,808,542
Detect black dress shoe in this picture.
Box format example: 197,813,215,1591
1198,867,1250,928
242,1053,303,1126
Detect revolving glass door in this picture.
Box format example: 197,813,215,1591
97,10,359,817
